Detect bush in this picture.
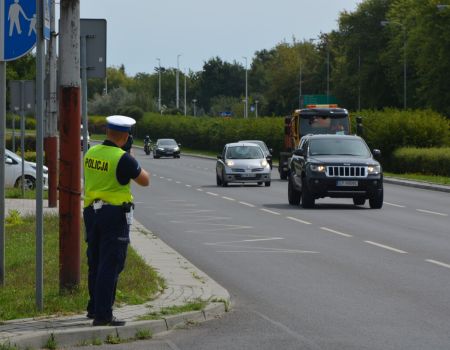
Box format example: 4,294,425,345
6,135,36,152
391,147,450,176
354,109,450,167
117,105,144,122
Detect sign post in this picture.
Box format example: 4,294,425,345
0,0,37,286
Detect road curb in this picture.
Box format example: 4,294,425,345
4,303,228,349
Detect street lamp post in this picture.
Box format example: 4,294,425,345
176,54,181,109
184,70,187,116
243,56,248,118
381,20,407,109
192,99,197,116
255,100,259,118
299,61,302,109
157,58,161,112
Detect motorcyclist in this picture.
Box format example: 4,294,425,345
144,135,151,155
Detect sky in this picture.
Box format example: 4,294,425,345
79,0,362,77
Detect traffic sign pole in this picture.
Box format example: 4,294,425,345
0,61,5,286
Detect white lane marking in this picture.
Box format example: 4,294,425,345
196,188,203,192
426,259,450,269
260,208,281,215
251,311,322,349
416,209,448,217
206,192,219,196
167,178,173,181
286,216,312,225
159,176,165,179
384,202,405,208
222,196,235,201
185,184,192,188
205,237,284,245
364,241,408,254
320,227,352,238
239,201,255,207
217,250,318,254
152,174,157,176
175,181,181,184
204,168,209,171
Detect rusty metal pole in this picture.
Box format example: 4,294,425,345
44,0,58,208
59,0,81,290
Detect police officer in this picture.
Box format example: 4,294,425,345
83,115,150,326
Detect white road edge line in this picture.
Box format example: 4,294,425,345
426,259,450,269
260,208,281,215
286,216,312,225
320,227,352,238
416,209,448,217
384,202,405,208
222,196,235,201
364,241,408,254
239,201,255,207
206,192,219,196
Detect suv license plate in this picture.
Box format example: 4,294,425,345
337,180,358,187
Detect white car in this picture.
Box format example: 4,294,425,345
4,149,48,190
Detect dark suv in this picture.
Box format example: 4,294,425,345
288,134,383,209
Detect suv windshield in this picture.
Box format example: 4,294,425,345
309,138,370,157
226,146,264,159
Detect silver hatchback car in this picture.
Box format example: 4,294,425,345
216,142,271,187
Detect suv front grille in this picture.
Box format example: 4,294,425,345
326,166,366,178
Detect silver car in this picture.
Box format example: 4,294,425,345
216,142,271,187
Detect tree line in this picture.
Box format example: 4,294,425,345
7,0,450,117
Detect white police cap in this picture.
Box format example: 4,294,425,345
106,115,136,132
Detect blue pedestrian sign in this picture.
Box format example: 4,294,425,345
0,0,37,61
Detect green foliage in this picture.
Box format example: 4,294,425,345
5,210,23,227
117,105,144,122
356,109,449,165
137,113,284,155
391,147,450,176
88,87,136,115
5,135,36,152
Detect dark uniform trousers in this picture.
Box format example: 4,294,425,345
83,204,130,321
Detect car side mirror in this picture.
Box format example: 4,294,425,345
217,154,222,160
372,149,381,157
178,143,181,147
293,149,304,157
5,157,13,164
269,148,274,154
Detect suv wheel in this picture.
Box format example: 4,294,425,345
264,181,271,187
301,179,315,208
288,176,300,205
369,189,383,209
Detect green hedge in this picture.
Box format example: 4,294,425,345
391,147,450,177
353,109,450,165
6,135,36,152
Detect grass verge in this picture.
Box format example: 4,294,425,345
384,172,450,186
138,300,207,320
0,214,165,321
4,187,49,199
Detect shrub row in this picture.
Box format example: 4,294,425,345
391,147,450,177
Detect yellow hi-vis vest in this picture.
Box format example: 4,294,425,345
83,144,133,207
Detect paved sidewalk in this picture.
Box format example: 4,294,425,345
0,200,230,349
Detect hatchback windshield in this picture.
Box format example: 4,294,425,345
158,139,177,146
309,138,370,157
226,146,264,159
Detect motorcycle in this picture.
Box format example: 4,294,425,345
144,139,151,155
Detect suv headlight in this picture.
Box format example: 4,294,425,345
310,164,326,173
367,164,381,175
226,160,234,167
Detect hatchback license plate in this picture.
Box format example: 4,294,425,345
241,173,252,177
337,180,358,187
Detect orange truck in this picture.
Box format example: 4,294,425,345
278,104,361,179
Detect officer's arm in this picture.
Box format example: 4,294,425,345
134,168,150,186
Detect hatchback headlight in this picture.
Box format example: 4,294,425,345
226,160,234,167
261,159,268,167
310,164,326,173
367,164,381,175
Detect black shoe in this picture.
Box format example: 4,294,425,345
86,312,95,319
92,317,126,327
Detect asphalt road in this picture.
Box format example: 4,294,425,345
96,152,450,350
